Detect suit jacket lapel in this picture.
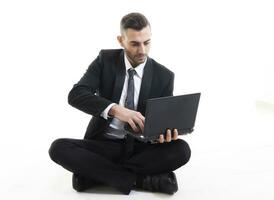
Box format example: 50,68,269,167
112,50,154,115
137,57,153,114
112,50,126,104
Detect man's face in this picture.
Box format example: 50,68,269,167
118,26,151,67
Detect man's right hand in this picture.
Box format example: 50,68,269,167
108,104,145,133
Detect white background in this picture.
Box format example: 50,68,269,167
0,0,273,199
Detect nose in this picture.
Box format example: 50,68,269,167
138,44,146,54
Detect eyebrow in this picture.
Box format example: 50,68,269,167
130,39,151,44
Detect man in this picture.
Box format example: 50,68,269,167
49,12,191,195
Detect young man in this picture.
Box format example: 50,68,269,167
49,12,191,195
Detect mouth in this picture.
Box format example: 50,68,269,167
136,54,146,60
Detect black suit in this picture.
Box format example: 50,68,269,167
68,49,174,139
49,49,191,194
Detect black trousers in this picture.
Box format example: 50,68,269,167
48,134,191,194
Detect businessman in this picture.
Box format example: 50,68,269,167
49,12,191,195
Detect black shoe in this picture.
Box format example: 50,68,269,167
72,174,98,192
135,172,178,194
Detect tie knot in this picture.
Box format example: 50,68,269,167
128,68,136,78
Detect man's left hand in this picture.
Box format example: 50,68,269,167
158,128,178,143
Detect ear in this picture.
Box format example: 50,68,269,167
117,36,124,47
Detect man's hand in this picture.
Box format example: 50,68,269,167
158,128,178,143
109,104,145,133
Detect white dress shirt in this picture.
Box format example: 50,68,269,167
100,52,147,138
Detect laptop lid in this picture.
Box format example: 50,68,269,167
143,93,201,141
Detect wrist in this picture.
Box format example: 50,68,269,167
109,104,119,117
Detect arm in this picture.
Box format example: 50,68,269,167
68,51,113,118
161,72,174,97
157,72,178,143
68,51,145,132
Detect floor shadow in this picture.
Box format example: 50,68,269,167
82,185,173,197
82,185,124,195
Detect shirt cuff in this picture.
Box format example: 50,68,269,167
100,103,116,120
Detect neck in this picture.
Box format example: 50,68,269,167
126,56,137,68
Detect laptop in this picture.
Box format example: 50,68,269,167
124,93,201,142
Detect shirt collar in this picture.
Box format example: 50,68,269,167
124,52,146,78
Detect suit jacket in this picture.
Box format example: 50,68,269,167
68,49,174,139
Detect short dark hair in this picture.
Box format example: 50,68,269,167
120,12,150,33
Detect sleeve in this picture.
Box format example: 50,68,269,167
161,72,175,97
100,103,116,120
68,50,113,118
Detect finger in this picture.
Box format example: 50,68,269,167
137,112,145,123
128,119,139,132
159,134,164,143
134,117,144,133
138,117,145,132
166,129,171,142
173,128,178,140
